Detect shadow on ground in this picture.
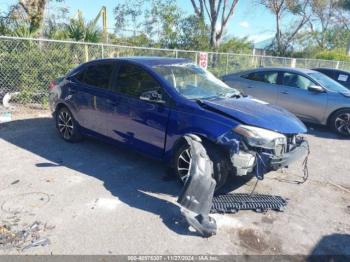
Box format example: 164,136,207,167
307,234,350,261
0,117,249,236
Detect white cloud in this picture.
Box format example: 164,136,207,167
239,21,250,28
248,32,275,43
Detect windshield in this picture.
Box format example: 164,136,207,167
153,63,240,99
308,72,349,93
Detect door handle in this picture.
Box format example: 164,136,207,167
281,91,288,94
247,86,254,88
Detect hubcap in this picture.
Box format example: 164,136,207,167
177,148,192,183
335,113,350,135
58,111,74,139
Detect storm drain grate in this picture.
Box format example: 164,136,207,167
210,193,287,214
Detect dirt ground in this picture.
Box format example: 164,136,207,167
0,107,349,256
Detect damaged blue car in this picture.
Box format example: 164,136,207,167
49,57,309,191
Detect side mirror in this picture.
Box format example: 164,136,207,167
308,85,325,93
140,90,165,104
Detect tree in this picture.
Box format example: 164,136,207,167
218,37,252,53
176,15,210,50
113,0,183,48
17,0,47,33
144,0,181,48
308,0,338,49
0,0,64,37
190,0,239,49
114,0,144,37
259,0,311,55
66,11,102,42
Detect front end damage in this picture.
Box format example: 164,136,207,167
218,126,310,181
177,129,309,237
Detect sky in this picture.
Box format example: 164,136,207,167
0,0,277,43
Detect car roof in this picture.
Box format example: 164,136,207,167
249,67,316,74
225,67,319,77
85,56,192,67
313,67,350,74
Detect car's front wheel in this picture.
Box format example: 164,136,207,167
55,106,82,142
173,140,230,191
330,109,350,137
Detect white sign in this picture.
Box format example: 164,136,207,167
198,52,208,69
338,74,348,82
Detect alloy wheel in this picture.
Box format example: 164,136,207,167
177,148,192,183
58,111,74,140
335,113,350,135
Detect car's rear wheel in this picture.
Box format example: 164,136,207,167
56,106,82,142
330,109,350,137
173,141,230,191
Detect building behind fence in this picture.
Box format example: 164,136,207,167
1,35,350,106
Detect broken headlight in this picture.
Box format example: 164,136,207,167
233,125,287,153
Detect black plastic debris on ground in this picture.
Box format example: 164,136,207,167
210,193,287,214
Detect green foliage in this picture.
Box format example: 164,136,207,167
0,40,84,104
314,49,350,62
176,15,210,50
110,33,154,47
218,37,253,53
66,11,102,42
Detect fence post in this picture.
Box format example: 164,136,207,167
195,52,198,64
101,44,104,58
291,58,296,68
175,49,178,58
226,54,229,75
84,45,89,62
336,61,340,69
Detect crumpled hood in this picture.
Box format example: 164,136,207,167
200,97,307,134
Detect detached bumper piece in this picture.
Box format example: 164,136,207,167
270,140,309,170
211,193,287,214
177,135,217,237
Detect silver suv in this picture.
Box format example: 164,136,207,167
222,67,350,136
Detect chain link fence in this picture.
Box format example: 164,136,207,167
1,35,350,107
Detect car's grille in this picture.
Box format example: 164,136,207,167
286,135,298,152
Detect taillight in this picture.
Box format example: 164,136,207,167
49,80,56,90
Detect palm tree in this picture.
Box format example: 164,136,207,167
66,11,101,42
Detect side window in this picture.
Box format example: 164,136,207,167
282,72,314,90
82,62,114,89
244,71,278,84
116,63,161,98
74,69,85,82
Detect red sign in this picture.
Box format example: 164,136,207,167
198,52,208,69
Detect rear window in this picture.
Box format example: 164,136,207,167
77,62,114,89
243,71,278,84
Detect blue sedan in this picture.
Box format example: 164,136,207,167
49,57,308,190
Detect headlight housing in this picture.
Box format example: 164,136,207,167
233,125,287,152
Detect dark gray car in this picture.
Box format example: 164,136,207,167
222,67,350,136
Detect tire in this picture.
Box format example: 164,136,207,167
173,140,230,191
55,106,82,142
329,109,350,137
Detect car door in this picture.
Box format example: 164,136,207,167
276,71,328,124
237,71,279,104
107,62,171,158
70,61,116,137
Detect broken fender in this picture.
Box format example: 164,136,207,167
177,135,217,237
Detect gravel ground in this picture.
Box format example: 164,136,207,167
0,110,349,255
